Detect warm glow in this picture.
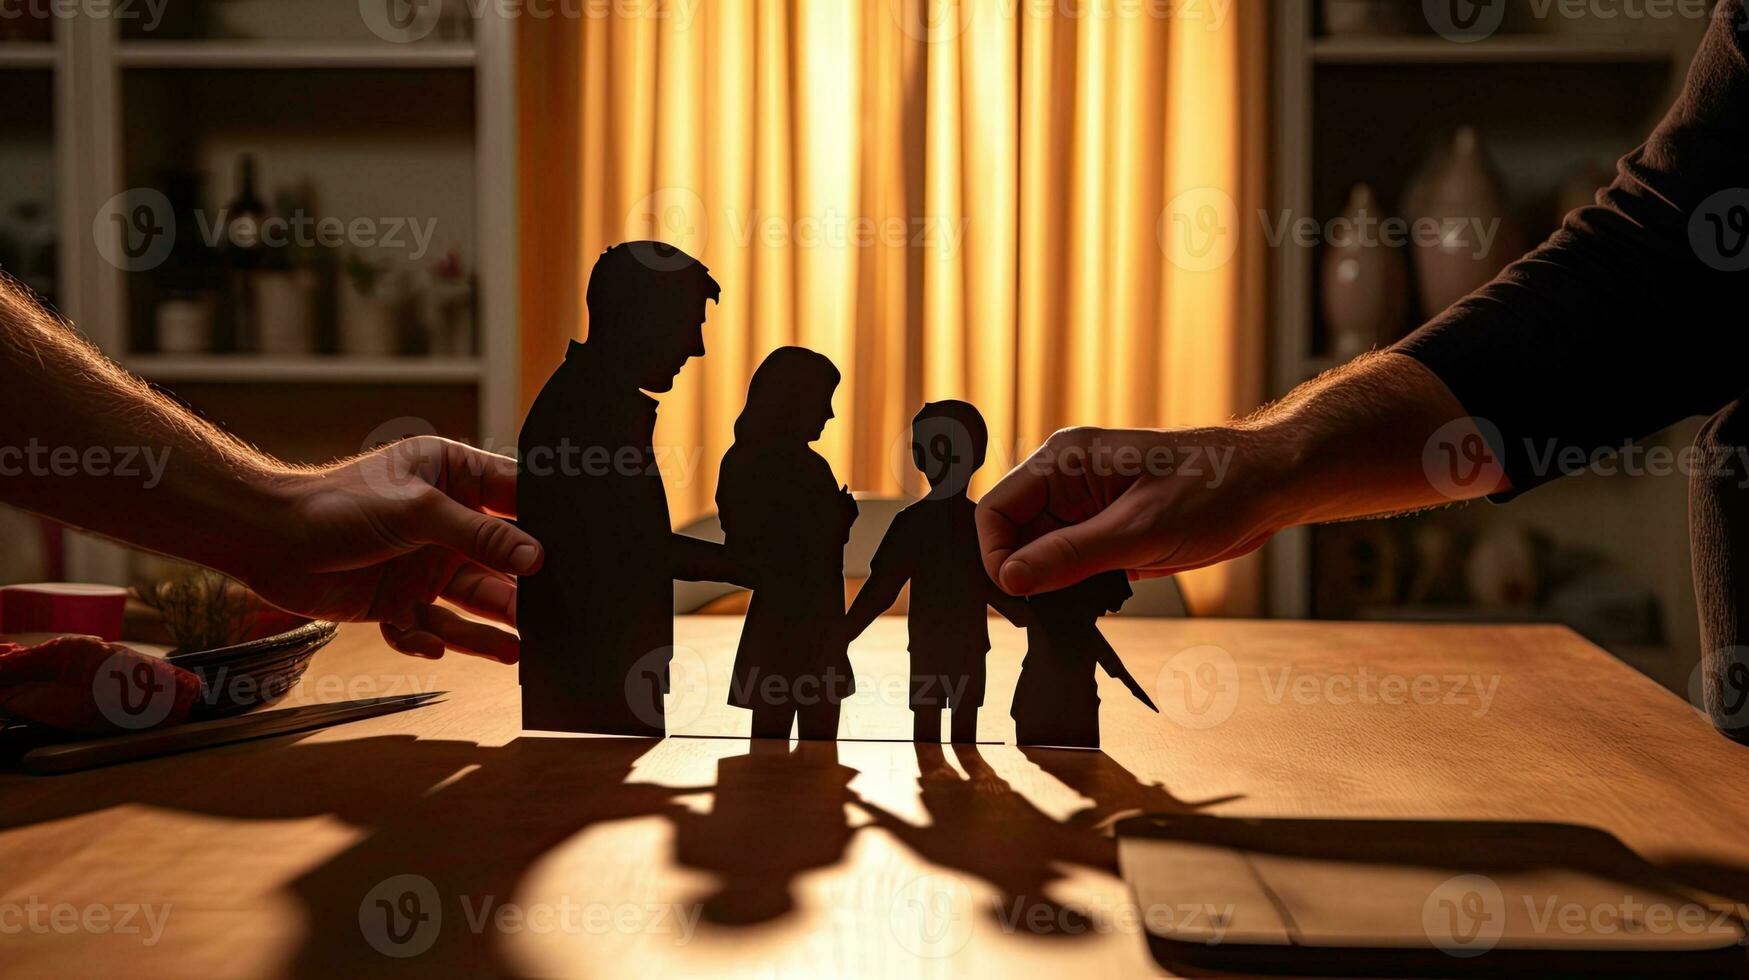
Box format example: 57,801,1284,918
520,0,1265,613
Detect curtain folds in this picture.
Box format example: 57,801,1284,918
519,0,1267,614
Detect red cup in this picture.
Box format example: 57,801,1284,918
0,583,128,642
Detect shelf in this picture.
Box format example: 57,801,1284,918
124,356,483,384
1311,34,1676,65
0,44,54,69
116,41,475,70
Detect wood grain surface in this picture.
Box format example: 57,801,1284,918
0,617,1746,978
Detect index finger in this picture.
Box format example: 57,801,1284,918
975,451,1053,586
443,441,520,518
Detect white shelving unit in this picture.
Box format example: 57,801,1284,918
42,12,520,582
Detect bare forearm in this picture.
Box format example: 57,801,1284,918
1239,351,1506,534
0,278,295,575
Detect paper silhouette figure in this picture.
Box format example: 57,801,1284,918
844,401,1030,743
1011,571,1158,748
716,347,859,741
518,242,747,737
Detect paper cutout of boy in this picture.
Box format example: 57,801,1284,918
1010,571,1158,749
518,241,744,737
843,401,1030,743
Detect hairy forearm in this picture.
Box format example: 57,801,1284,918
1239,350,1507,532
0,277,295,575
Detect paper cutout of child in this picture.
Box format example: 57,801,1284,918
844,401,1029,743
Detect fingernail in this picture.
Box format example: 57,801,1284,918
511,544,540,575
1000,558,1034,595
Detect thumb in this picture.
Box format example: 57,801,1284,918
412,495,545,577
996,498,1155,596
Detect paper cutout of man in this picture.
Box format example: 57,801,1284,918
518,241,743,737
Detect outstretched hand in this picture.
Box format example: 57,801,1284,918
975,426,1277,596
234,436,542,664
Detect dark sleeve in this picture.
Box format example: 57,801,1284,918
1392,3,1749,499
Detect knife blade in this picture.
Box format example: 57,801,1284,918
20,692,446,775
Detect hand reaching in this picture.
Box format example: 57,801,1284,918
233,436,542,663
975,426,1277,596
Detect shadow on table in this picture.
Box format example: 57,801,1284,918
1122,814,1749,979
15,732,1749,978
860,743,1243,936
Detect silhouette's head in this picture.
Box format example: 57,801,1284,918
583,241,721,392
910,400,988,497
733,347,841,446
1031,570,1132,622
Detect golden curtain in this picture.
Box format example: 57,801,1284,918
519,0,1268,615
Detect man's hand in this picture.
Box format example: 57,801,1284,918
976,354,1503,597
976,426,1282,596
237,436,542,664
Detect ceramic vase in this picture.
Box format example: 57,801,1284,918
1404,127,1525,320
1320,183,1410,358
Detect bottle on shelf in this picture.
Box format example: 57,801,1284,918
152,169,220,355
220,154,270,353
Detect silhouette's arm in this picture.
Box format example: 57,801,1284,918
669,533,754,587
0,275,538,662
982,577,1031,628
844,521,913,641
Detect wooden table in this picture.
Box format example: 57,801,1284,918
1,617,1747,978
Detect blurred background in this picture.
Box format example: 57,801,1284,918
0,0,1716,692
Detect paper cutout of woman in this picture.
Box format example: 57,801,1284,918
716,347,859,740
